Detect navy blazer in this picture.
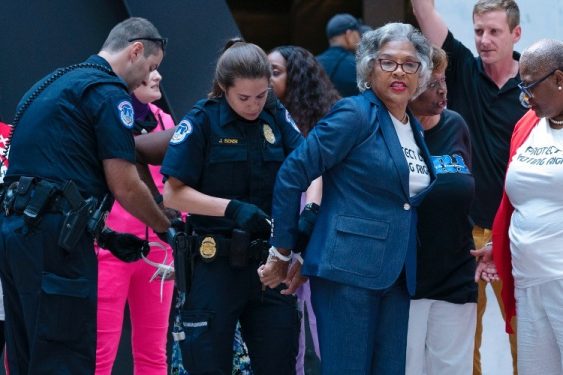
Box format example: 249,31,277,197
271,90,436,294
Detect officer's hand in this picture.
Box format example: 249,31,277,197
98,228,150,263
154,218,185,246
162,207,182,221
294,203,320,253
225,199,270,235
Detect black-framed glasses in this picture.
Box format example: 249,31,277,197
378,59,421,74
128,37,168,51
517,68,559,99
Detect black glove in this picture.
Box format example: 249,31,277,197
225,199,270,235
294,203,320,253
97,228,150,263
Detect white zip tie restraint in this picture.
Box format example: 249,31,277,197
268,246,292,262
143,241,175,302
293,252,304,265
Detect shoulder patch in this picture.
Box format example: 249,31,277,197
284,108,300,132
170,119,193,145
117,100,135,129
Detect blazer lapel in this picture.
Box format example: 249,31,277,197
376,103,410,199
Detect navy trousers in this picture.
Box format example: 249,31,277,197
310,274,410,375
0,213,97,375
180,257,300,375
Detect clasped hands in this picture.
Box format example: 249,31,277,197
257,250,307,295
471,243,499,283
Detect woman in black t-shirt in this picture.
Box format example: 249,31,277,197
406,46,477,375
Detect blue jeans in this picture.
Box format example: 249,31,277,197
310,274,410,375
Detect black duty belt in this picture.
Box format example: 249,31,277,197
193,234,269,264
1,177,83,225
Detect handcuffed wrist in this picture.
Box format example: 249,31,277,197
268,246,292,262
293,252,304,265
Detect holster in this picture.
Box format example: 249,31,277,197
173,218,193,293
58,196,97,252
57,182,111,252
173,232,192,293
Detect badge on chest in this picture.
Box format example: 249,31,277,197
263,123,275,144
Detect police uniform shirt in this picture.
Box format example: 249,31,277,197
6,55,136,198
317,46,359,97
161,96,303,236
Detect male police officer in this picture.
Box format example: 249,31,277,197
0,17,170,374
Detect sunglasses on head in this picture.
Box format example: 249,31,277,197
128,37,168,51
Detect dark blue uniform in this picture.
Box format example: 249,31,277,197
316,46,359,97
161,96,303,374
0,55,135,374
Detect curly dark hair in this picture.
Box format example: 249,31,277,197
270,46,341,136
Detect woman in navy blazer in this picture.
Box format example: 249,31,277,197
260,23,436,374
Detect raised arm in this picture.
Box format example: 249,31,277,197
411,0,449,47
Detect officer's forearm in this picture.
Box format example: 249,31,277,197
136,162,160,199
119,186,170,233
104,158,170,232
163,177,229,216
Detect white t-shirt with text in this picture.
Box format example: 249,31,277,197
506,118,563,288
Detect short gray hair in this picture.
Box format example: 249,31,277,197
521,39,563,74
356,23,432,97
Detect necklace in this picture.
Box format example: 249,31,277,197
549,117,563,125
401,113,408,123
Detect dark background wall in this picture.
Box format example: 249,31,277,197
0,0,240,124
0,0,414,124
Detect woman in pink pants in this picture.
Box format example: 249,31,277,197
95,69,175,375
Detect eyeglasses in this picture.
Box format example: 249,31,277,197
427,77,447,90
378,59,421,74
128,37,168,51
517,68,560,99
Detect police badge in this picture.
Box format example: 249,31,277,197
263,124,275,144
199,236,217,262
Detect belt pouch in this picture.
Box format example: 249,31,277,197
230,229,250,268
13,176,34,212
23,180,58,226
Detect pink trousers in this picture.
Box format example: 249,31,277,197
95,247,174,375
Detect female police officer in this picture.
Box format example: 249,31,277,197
160,39,303,374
